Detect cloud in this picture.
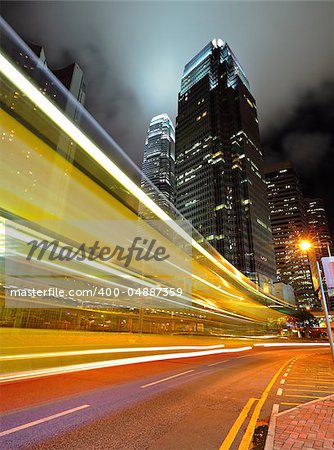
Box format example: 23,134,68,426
282,132,332,173
262,80,334,229
2,1,333,169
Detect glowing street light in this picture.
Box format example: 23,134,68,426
299,240,312,252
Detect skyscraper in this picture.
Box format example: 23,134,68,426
175,39,275,287
140,114,175,217
305,198,334,310
264,161,317,308
305,198,333,260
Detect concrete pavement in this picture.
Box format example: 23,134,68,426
265,353,334,450
271,395,334,449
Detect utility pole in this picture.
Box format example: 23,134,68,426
317,261,334,363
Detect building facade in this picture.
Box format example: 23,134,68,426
305,198,333,260
140,114,175,217
265,161,318,308
305,198,334,310
273,282,296,306
175,39,276,285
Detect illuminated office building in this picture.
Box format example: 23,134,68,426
306,197,334,310
175,39,275,287
265,161,318,308
305,198,333,260
140,114,175,217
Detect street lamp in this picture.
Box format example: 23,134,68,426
299,240,334,362
299,240,311,252
299,239,315,310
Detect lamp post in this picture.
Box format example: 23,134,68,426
299,240,334,363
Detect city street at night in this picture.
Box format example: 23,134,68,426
1,1,334,449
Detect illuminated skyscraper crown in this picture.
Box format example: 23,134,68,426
145,113,175,147
181,39,250,95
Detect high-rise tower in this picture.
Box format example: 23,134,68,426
305,198,333,260
175,39,275,286
140,114,175,217
264,161,318,308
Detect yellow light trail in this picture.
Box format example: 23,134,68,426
0,51,293,312
5,223,257,323
0,111,272,324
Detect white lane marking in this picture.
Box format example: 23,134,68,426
277,388,283,396
208,353,251,367
283,372,289,377
208,359,231,367
0,404,90,437
280,379,286,384
286,369,290,372
140,370,194,388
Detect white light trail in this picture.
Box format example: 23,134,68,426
0,346,252,383
0,344,226,361
254,343,330,347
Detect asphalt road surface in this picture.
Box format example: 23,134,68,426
1,347,333,450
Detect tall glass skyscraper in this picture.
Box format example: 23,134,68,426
140,114,175,217
175,39,276,286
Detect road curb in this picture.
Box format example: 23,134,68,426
264,403,279,450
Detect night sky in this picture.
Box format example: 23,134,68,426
2,1,334,232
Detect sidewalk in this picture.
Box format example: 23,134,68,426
266,394,334,449
264,352,334,450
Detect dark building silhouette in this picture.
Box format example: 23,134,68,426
0,28,86,120
265,161,318,308
1,26,86,166
175,39,275,289
51,63,86,122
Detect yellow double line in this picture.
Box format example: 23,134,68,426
219,397,258,449
219,358,294,450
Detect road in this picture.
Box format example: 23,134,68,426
1,347,333,450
